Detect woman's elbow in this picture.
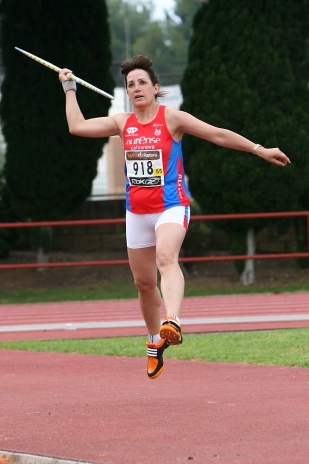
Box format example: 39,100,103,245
68,124,82,136
69,127,77,136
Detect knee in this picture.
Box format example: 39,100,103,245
156,247,176,271
133,274,157,294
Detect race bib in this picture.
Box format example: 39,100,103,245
125,150,164,187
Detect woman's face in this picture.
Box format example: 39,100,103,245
126,69,159,107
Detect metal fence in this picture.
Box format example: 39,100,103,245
0,211,308,270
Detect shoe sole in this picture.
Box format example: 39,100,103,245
160,325,183,344
149,364,165,379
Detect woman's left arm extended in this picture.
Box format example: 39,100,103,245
167,109,291,167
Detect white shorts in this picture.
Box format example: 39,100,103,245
126,206,190,249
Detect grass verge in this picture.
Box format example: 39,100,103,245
0,329,308,367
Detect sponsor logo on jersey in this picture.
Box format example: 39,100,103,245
126,150,161,160
126,127,138,135
177,174,184,199
125,136,161,146
129,177,162,186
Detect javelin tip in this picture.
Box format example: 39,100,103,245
15,47,27,55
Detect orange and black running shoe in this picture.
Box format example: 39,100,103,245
159,315,183,345
146,338,170,379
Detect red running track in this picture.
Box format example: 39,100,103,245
0,292,309,341
1,350,309,464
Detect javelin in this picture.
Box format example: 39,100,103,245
15,47,114,100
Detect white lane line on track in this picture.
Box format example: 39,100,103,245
1,314,309,332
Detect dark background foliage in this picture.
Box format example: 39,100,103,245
0,0,114,221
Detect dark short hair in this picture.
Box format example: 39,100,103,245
120,55,166,99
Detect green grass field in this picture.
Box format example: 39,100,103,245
0,329,308,368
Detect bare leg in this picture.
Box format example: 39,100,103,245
155,223,187,318
127,246,162,335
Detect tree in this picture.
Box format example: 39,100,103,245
174,0,202,42
181,0,309,283
106,0,153,64
0,0,114,260
0,167,19,257
0,169,9,257
107,0,201,84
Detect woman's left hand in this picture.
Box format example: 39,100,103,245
257,147,291,166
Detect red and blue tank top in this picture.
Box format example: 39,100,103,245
123,105,190,214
